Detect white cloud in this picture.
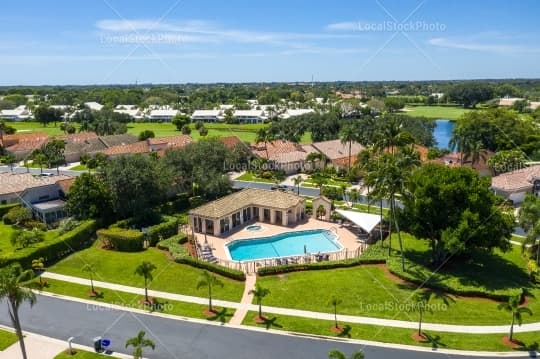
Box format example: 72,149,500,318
428,37,539,53
325,22,359,31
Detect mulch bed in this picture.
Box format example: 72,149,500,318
501,336,524,349
88,290,101,297
253,315,267,324
411,332,429,342
330,325,344,334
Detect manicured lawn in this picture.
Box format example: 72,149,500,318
48,241,244,301
54,349,118,358
242,311,540,352
334,202,390,217
0,222,59,258
256,234,539,325
401,106,471,120
40,278,234,322
0,329,18,351
235,172,276,183
69,164,88,171
9,121,65,136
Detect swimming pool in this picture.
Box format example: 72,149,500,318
226,229,342,261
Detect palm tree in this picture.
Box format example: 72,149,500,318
348,188,359,208
518,194,540,264
134,261,156,304
497,294,533,341
411,290,454,337
464,140,487,167
31,258,46,287
0,263,39,359
31,149,47,174
125,330,155,359
340,124,357,173
448,126,472,166
292,175,303,195
328,349,365,359
255,127,275,160
327,295,342,329
312,175,328,196
306,151,324,172
196,271,223,313
82,263,97,295
373,115,414,155
249,283,270,320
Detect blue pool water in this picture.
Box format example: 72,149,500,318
227,229,342,261
433,119,455,150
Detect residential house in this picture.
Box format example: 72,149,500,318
279,109,315,119
100,134,192,159
84,102,104,111
311,139,365,169
191,110,223,123
189,188,306,236
147,108,179,122
234,109,266,124
491,165,540,204
437,150,495,176
529,102,540,110
3,132,49,160
0,105,32,121
114,105,145,120
219,136,243,149
498,97,524,107
251,140,317,174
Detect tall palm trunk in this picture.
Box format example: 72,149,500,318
379,199,384,247
418,308,423,336
392,195,405,271
9,301,28,359
144,277,148,302
348,141,352,173
509,314,515,341
208,284,213,312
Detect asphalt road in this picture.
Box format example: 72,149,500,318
0,295,521,359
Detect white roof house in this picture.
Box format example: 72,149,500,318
0,105,32,121
280,109,315,119
84,102,104,111
115,104,138,110
191,110,223,123
498,97,524,107
114,105,145,120
528,102,540,110
148,109,179,122
234,109,266,124
219,104,235,110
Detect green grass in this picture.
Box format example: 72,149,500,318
0,222,59,257
10,121,314,144
242,311,540,352
69,164,88,171
48,240,244,301
39,278,235,322
0,329,18,351
235,172,276,183
256,234,540,325
54,349,118,358
401,106,471,120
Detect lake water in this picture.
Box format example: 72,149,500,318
433,119,455,149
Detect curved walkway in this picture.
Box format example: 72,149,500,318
42,272,540,334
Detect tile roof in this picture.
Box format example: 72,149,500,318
0,173,72,196
311,139,364,161
99,134,138,147
219,136,243,149
101,141,150,156
147,135,192,148
57,132,98,143
251,140,307,162
57,178,75,193
189,188,304,219
4,132,50,152
491,165,540,192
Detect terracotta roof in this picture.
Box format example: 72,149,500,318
101,141,150,157
333,155,359,168
189,188,304,219
251,140,306,161
99,134,138,147
0,173,72,196
219,136,243,149
414,145,429,162
2,132,49,150
58,132,98,143
311,139,364,161
491,165,540,193
57,178,75,194
148,135,192,148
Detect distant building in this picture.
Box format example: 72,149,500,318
191,110,223,123
234,109,266,124
498,97,524,107
147,108,179,122
0,105,32,121
114,105,145,120
100,134,192,159
84,102,104,111
2,132,49,160
279,109,315,119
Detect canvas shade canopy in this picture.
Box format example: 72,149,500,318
336,209,382,233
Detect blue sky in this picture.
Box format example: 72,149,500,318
1,0,539,85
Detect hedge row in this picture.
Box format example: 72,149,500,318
157,235,246,281
0,203,20,217
257,257,385,276
146,215,179,246
97,228,144,252
0,220,97,268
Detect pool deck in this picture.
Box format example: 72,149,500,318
194,218,363,262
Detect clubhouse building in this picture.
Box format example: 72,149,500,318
189,188,306,236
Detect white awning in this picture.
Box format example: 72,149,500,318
336,209,382,233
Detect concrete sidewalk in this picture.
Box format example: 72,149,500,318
0,325,131,359
42,272,540,334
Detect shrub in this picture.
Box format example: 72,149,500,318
157,234,245,281
0,220,97,268
257,257,385,276
57,217,81,234
2,206,32,225
145,215,179,246
0,203,19,217
189,196,206,208
10,228,45,249
23,220,47,231
97,228,144,252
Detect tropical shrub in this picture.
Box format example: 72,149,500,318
2,206,32,225
97,228,144,252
